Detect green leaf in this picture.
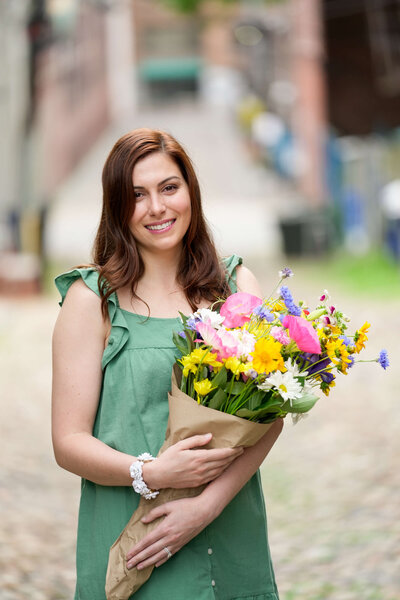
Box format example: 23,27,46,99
247,390,267,410
224,381,246,395
178,311,189,325
236,406,280,420
208,388,227,410
281,393,319,413
172,331,188,355
211,366,227,389
184,329,195,352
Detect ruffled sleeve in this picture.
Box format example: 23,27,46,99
221,254,243,293
54,268,129,371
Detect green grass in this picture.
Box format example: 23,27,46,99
289,248,400,299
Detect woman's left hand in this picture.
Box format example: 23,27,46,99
126,497,210,570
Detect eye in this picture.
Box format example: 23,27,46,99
134,191,144,199
163,184,178,193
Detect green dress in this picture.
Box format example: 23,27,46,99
55,255,279,600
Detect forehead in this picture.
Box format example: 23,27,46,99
132,152,181,186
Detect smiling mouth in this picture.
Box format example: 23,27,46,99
145,219,176,232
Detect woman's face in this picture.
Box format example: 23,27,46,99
129,152,192,256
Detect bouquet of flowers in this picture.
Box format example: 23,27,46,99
172,266,389,423
106,268,389,600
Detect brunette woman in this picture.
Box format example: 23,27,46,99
52,128,283,600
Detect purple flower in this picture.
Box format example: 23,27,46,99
339,335,351,347
347,355,355,369
298,352,333,382
246,369,258,379
178,331,186,339
186,316,198,331
279,286,302,317
253,304,274,322
279,267,293,279
378,349,389,370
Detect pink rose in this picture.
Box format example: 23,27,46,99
220,293,262,328
282,315,322,354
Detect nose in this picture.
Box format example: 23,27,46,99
148,192,166,216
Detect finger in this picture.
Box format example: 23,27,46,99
141,503,170,524
178,433,212,450
201,447,243,461
155,556,168,568
127,537,169,569
126,523,167,560
210,449,244,463
202,469,224,482
136,547,173,571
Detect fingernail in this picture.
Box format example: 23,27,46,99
127,562,134,570
137,564,143,570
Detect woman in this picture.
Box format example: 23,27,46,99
52,128,283,600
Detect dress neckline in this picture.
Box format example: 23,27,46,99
118,307,182,321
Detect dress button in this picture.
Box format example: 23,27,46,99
108,337,114,345
208,548,213,555
211,580,216,587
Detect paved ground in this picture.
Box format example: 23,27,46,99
1,101,399,599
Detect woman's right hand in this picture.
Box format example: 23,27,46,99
142,433,243,490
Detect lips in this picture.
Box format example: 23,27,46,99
145,219,176,232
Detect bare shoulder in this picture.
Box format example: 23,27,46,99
235,265,263,297
54,278,108,343
62,278,102,310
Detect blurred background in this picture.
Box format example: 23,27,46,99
0,0,399,598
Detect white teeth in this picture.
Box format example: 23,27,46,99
146,220,174,231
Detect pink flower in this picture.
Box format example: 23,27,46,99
196,322,239,360
270,326,290,345
282,315,322,354
220,292,262,328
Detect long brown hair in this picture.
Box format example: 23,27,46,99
92,128,230,317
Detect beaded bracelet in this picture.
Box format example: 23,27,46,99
129,453,159,500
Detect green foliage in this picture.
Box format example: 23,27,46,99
281,392,318,413
159,0,285,14
293,248,400,299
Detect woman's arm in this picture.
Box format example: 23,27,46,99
52,279,136,486
235,263,264,297
126,420,283,570
52,280,240,487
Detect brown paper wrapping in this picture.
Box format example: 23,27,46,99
105,366,273,600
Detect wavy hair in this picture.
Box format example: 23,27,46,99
92,128,230,318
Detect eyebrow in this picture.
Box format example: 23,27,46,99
133,176,181,190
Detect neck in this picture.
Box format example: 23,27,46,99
138,245,183,289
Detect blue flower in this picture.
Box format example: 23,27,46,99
178,331,186,339
253,304,274,322
339,335,351,347
279,286,302,317
378,349,389,370
186,316,198,331
347,355,355,369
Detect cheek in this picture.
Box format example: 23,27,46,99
175,194,191,221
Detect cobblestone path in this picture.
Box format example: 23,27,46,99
0,271,398,600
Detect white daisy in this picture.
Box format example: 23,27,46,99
259,370,303,402
284,357,308,378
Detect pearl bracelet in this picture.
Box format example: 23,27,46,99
129,453,159,500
